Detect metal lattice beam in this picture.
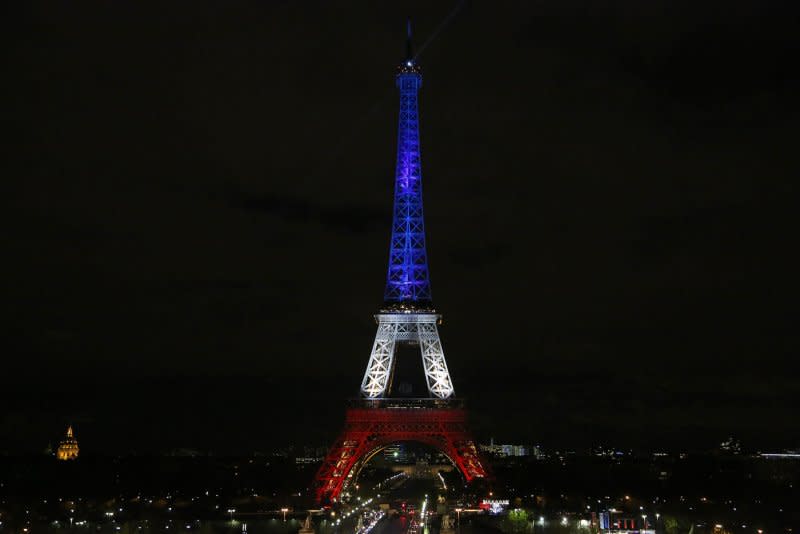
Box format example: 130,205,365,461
359,313,455,399
384,64,432,305
312,406,488,505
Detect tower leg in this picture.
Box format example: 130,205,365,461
312,427,371,506
360,322,397,397
360,313,455,399
418,321,455,399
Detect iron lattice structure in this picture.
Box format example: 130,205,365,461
384,59,431,305
313,403,485,505
360,313,454,399
312,25,488,505
361,38,456,401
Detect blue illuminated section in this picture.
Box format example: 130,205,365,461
383,59,433,308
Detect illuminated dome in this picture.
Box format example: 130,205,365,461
57,425,79,461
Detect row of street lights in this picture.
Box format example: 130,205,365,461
227,507,290,522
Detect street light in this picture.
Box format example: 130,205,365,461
642,515,647,529
281,508,289,521
227,509,236,522
455,508,462,528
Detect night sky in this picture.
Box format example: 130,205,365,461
3,1,798,454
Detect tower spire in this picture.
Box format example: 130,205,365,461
406,18,414,64
384,21,430,309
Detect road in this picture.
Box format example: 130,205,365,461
350,476,435,534
372,514,415,534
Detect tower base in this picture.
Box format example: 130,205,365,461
312,399,488,505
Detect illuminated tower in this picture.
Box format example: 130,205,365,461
360,21,454,399
312,23,487,505
383,26,432,307
57,425,79,461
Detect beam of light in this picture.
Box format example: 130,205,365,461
302,2,467,191
412,0,467,61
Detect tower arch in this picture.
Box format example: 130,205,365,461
346,439,463,488
313,401,486,505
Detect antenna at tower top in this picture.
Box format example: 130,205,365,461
405,17,414,65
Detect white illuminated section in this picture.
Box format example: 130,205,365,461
360,313,455,399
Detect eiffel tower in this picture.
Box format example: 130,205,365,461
312,22,488,505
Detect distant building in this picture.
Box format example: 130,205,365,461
479,499,509,514
599,511,653,533
383,444,409,463
479,438,532,457
57,425,79,461
592,445,632,458
295,456,323,465
592,445,615,457
720,436,742,455
480,438,502,455
501,444,528,457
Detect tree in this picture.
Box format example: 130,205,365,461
664,516,680,534
508,508,529,533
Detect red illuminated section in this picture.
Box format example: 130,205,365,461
312,405,488,505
